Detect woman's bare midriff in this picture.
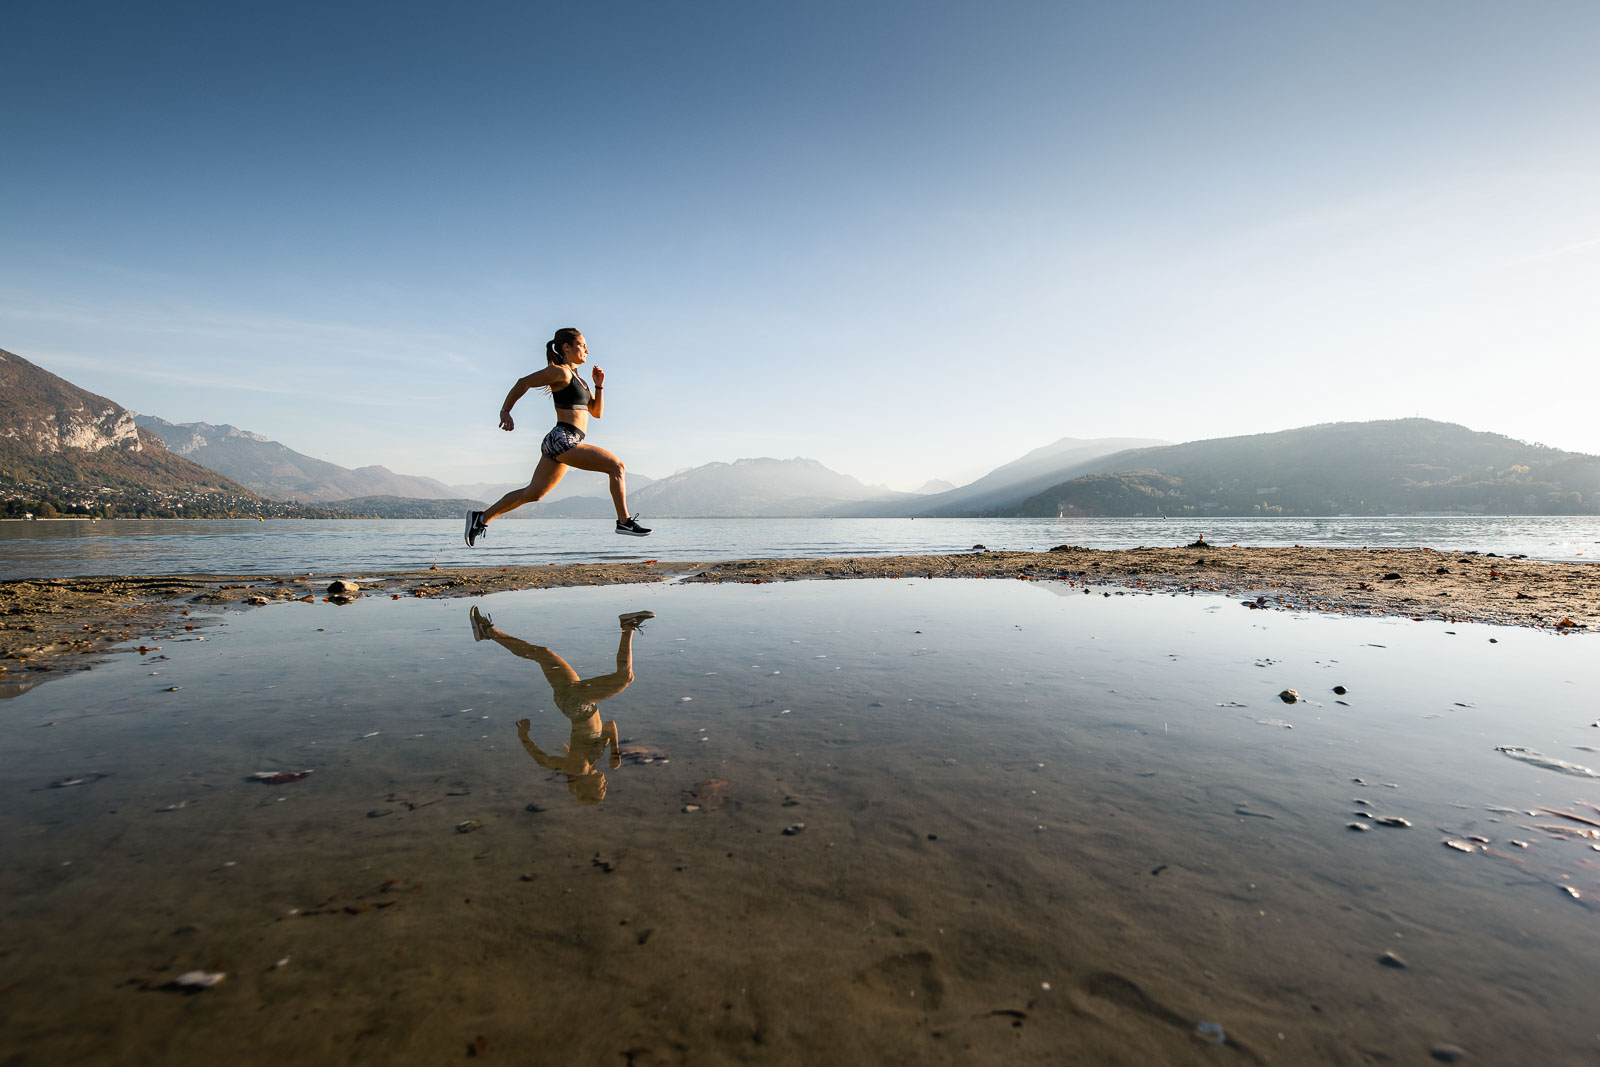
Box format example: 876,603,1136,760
555,408,589,432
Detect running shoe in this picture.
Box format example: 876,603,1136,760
469,605,495,641
464,509,487,547
618,610,656,631
615,515,652,536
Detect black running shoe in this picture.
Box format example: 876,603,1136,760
615,515,652,536
469,606,495,641
464,510,487,547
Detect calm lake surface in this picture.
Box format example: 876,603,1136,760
3,515,1597,578
3,579,1597,1063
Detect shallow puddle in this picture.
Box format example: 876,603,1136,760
3,580,1598,1064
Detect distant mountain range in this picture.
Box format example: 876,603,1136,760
629,457,910,517
458,470,658,514
503,458,905,518
1008,420,1600,516
0,349,323,518
134,415,466,504
843,436,1170,517
132,416,658,511
7,347,1597,520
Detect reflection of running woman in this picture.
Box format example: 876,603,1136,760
464,327,650,547
470,606,653,805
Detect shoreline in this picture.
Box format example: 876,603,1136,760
3,546,1595,696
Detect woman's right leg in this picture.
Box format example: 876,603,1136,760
552,443,629,521
483,456,566,522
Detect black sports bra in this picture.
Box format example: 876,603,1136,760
550,371,592,410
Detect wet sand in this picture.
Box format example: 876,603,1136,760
4,581,1598,1065
3,546,1595,696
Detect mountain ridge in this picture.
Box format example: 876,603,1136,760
843,436,1171,516
625,456,915,517
134,415,463,503
1011,419,1600,516
10,350,1597,520
0,349,324,517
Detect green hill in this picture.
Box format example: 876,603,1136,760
323,496,486,519
1011,420,1600,517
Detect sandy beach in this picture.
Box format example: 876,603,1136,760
2,545,1594,696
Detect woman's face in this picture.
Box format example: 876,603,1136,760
562,335,588,366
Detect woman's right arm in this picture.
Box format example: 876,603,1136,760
498,367,566,431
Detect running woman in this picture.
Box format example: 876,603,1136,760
465,327,650,545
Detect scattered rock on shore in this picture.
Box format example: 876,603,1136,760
166,970,226,992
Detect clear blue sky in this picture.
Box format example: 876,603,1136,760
5,0,1598,492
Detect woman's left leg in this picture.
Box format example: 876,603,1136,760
483,455,567,523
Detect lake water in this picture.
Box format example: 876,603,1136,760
3,579,1597,1063
3,514,1598,578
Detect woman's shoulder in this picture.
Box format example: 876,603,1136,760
530,364,573,386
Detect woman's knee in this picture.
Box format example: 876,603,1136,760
612,457,626,479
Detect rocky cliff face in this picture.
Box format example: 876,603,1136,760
141,419,271,457
0,349,143,454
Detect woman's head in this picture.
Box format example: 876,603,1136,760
545,328,586,366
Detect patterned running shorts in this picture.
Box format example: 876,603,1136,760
540,422,586,459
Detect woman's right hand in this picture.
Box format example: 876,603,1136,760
499,411,515,431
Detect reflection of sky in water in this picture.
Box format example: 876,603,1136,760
4,580,1599,1062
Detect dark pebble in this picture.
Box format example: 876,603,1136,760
1430,1044,1467,1063
1379,950,1407,968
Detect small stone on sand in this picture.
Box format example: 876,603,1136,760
168,970,225,991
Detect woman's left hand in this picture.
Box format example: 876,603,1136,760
591,366,605,389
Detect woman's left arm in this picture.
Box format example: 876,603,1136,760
587,366,605,418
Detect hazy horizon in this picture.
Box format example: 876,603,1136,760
5,1,1598,491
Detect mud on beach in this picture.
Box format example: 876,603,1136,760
3,546,1595,696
